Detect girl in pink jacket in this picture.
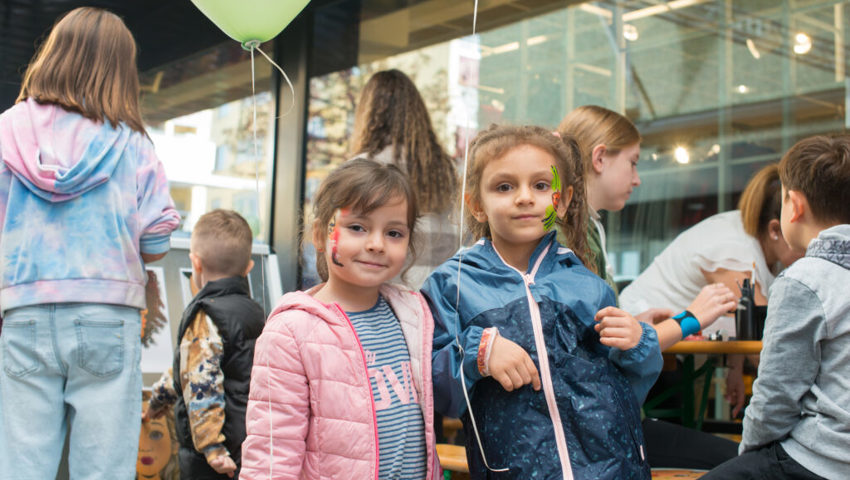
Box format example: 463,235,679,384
241,159,442,479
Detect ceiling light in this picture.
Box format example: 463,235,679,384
623,24,639,42
794,32,812,55
710,144,721,155
674,146,690,164
736,84,749,94
527,35,547,46
746,38,761,59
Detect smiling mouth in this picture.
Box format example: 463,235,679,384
355,260,387,269
140,457,154,466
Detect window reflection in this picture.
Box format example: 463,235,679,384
140,42,274,242
305,0,850,283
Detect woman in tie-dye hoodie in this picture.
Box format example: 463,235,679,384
0,7,179,480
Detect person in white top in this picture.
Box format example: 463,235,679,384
620,163,804,415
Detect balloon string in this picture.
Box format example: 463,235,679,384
254,44,297,118
248,45,274,480
452,0,507,474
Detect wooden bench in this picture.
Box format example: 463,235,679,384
437,443,709,479
437,443,469,479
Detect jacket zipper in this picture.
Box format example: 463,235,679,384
494,243,574,480
335,304,381,480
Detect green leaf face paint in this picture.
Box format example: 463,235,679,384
542,165,562,231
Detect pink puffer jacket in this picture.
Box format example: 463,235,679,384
240,284,442,480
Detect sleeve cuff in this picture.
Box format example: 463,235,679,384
477,327,499,376
620,322,658,362
140,233,172,255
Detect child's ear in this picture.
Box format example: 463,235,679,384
557,186,574,218
591,144,607,174
465,193,488,223
787,190,808,223
767,218,782,240
311,222,327,252
189,252,203,275
243,259,255,276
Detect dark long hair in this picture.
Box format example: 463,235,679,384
350,69,458,214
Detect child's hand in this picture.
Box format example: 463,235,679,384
594,306,643,351
209,454,237,477
488,335,541,392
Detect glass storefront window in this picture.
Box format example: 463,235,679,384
305,0,850,285
140,41,275,242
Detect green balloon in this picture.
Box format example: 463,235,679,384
191,0,310,44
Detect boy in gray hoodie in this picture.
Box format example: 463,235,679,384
703,135,850,480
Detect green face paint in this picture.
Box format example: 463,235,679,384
542,165,562,231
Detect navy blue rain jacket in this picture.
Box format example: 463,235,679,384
422,233,662,479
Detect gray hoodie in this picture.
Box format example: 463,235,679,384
741,224,850,479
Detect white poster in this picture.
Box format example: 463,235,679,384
141,266,173,374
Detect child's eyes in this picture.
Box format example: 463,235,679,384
534,181,550,191
387,229,407,239
496,183,513,192
347,224,366,233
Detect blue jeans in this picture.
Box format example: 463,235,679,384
0,303,142,480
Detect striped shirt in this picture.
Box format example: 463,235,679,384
347,296,427,479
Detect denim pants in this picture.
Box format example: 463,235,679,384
0,303,142,480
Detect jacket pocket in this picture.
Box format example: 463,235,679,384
74,318,124,377
2,319,39,377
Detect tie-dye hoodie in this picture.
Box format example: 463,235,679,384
0,99,180,313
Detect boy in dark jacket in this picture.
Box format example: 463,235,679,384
145,209,265,479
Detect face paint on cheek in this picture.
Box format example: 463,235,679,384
542,165,562,231
328,208,345,267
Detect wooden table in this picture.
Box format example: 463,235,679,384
664,340,762,355
644,340,762,430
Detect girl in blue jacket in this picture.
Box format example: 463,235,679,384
422,125,662,479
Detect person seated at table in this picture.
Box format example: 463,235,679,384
702,135,850,480
619,162,804,415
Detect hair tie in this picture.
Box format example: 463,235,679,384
551,131,561,138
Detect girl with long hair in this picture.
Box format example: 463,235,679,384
0,7,179,478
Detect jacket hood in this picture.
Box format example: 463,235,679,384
807,224,850,270
270,286,341,325
0,98,131,202
270,283,424,327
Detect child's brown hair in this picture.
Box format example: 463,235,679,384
779,135,850,225
309,158,419,282
350,69,458,215
738,163,782,240
465,124,590,267
18,7,146,134
191,209,254,277
557,105,641,176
